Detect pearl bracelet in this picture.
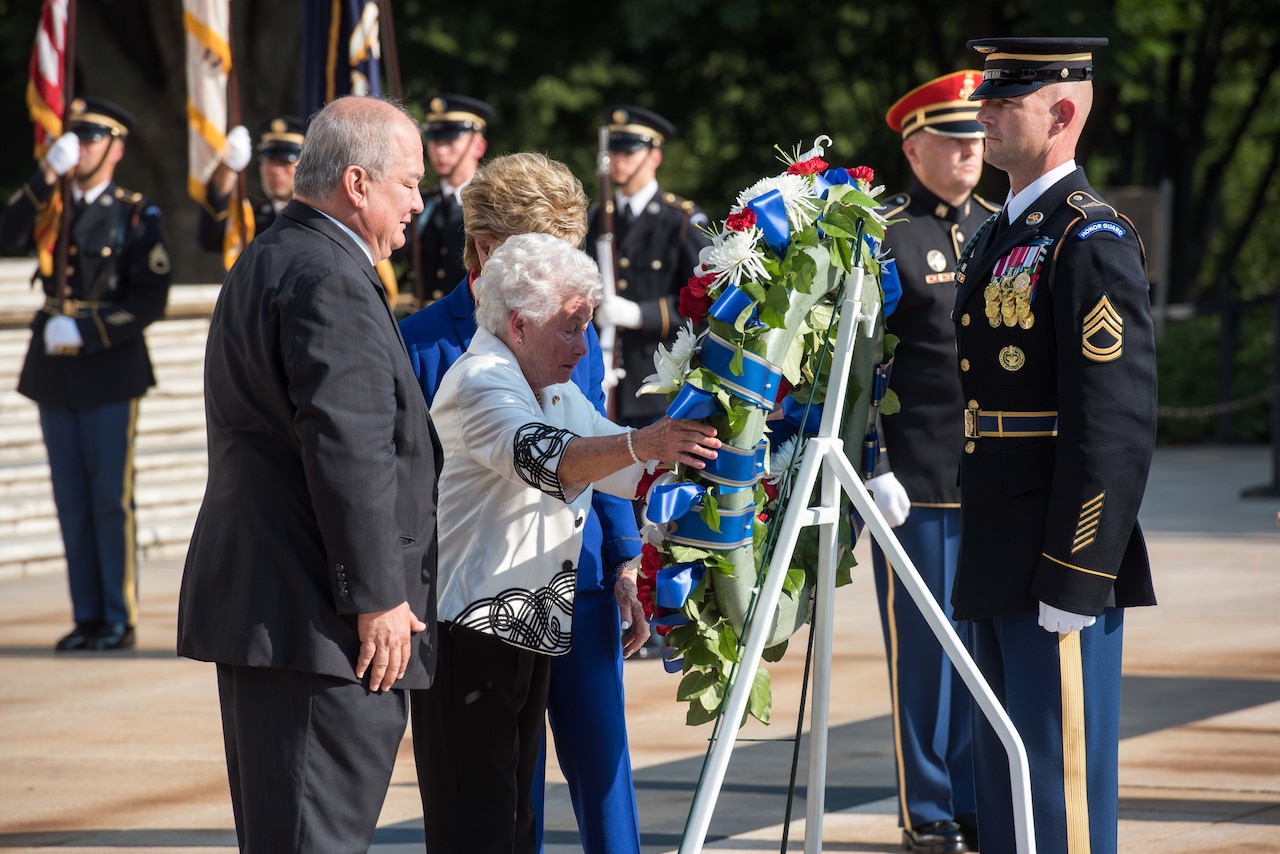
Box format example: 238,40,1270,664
625,428,643,465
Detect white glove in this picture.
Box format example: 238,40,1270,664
44,132,80,177
1038,601,1097,634
223,125,253,172
43,315,84,354
866,471,910,527
596,297,643,330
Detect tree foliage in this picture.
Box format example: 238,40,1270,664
0,0,1275,304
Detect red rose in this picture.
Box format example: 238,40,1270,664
774,377,793,405
679,274,717,320
787,157,829,175
725,209,757,231
637,544,662,620
655,623,674,637
761,477,780,504
849,165,875,185
635,465,668,502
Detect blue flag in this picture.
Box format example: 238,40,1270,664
300,0,383,120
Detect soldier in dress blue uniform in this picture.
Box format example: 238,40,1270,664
0,96,172,652
867,70,999,854
952,38,1157,854
196,114,304,256
587,105,711,427
411,93,492,306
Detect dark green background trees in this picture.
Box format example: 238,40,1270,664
0,0,1275,439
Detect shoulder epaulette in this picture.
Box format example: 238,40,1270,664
661,191,698,214
1065,190,1117,220
112,186,145,206
972,193,1000,213
880,192,910,218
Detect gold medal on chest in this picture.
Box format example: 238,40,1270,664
998,345,1026,372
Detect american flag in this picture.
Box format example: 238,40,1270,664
26,0,67,157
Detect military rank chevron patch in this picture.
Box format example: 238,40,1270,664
1082,295,1123,362
1072,492,1105,553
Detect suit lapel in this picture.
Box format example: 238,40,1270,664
282,200,406,349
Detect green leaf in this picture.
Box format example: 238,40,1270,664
748,665,772,725
739,278,768,304
879,388,901,416
686,699,719,726
716,623,742,664
700,490,721,532
729,344,745,376
762,639,789,662
676,669,718,701
782,566,807,596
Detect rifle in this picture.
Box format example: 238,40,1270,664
594,124,625,416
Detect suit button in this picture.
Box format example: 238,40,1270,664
562,560,574,572
575,515,583,528
66,266,74,277
616,279,628,291
618,257,630,269
961,313,970,326
650,259,662,270
436,269,446,278
439,247,448,256
432,289,443,299
68,245,78,256
969,399,979,410
100,246,112,257
960,358,970,372
965,441,976,454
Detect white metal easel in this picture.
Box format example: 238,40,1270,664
677,262,1038,854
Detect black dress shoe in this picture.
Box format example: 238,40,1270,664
55,621,102,652
87,622,135,651
959,821,979,851
903,819,968,853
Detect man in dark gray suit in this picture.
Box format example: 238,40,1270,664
177,95,438,853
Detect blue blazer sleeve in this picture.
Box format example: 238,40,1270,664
573,323,642,569
399,289,472,407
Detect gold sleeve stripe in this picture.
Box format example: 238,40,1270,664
1072,492,1104,554
658,297,671,339
1058,631,1092,853
883,558,912,830
1043,552,1116,579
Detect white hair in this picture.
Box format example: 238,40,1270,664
473,233,603,335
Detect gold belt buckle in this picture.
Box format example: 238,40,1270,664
964,408,979,439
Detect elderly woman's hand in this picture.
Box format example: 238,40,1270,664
633,417,721,469
614,562,651,658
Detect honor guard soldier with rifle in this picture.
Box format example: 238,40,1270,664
196,114,305,258
953,38,1157,854
409,93,492,306
587,105,710,427
1,95,172,652
865,69,999,854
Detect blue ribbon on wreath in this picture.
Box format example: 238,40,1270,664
746,189,791,256
666,383,723,420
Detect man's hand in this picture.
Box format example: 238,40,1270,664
866,471,910,528
223,125,253,173
1037,601,1097,634
615,559,651,658
43,132,80,179
43,315,83,354
595,297,643,330
356,601,427,691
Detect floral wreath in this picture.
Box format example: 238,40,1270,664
631,136,899,726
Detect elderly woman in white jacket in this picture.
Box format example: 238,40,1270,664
421,232,719,854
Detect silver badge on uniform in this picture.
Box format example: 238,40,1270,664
927,249,946,272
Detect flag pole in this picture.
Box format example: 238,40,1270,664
53,0,77,316
226,7,249,254
377,0,420,308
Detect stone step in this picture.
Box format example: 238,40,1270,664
0,508,199,580
0,452,207,497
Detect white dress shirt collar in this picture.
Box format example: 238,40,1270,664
314,207,375,265
616,180,659,219
1003,160,1076,225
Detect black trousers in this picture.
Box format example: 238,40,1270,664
413,622,553,854
216,663,408,854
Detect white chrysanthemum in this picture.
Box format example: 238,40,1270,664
766,435,804,484
637,321,700,396
698,228,769,289
734,173,820,232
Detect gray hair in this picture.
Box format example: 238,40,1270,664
293,96,418,200
473,233,603,335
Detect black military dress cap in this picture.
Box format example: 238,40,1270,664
603,105,674,152
66,96,135,142
257,115,305,162
967,37,1109,100
423,94,493,140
